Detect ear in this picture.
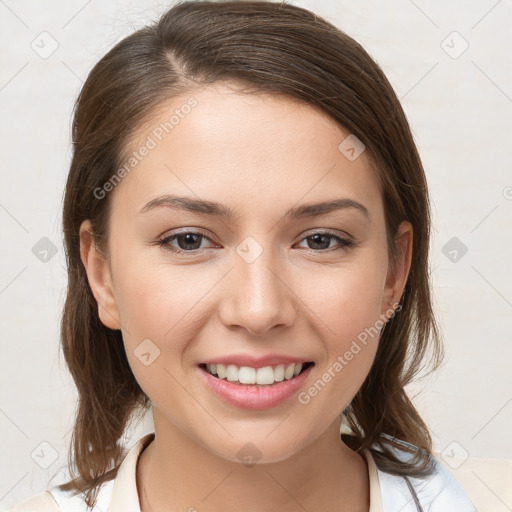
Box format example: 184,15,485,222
381,220,413,319
79,220,121,330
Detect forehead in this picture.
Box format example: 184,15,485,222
111,81,383,223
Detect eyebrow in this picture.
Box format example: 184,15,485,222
139,194,369,220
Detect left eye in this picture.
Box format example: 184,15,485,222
157,231,355,254
296,232,354,251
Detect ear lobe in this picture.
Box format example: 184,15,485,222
79,220,121,330
382,221,413,318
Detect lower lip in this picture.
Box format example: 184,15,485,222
198,365,314,410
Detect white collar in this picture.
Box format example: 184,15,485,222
50,432,474,511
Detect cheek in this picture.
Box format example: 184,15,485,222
109,229,184,317
294,255,386,404
112,238,388,344
302,253,387,340
110,254,208,402
110,246,216,354
111,233,387,387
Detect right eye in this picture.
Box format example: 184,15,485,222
157,230,217,254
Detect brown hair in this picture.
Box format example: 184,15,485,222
56,1,443,508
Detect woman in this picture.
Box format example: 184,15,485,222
11,1,476,510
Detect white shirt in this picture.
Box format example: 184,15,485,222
10,432,476,511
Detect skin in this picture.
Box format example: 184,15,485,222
79,81,412,512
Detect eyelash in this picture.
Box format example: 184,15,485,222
156,229,356,255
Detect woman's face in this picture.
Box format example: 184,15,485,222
81,81,411,463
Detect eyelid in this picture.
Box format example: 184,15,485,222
157,227,216,242
299,227,354,241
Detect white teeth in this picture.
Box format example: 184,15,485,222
205,362,308,385
216,364,226,379
238,366,256,384
256,366,274,385
274,364,285,382
226,364,239,382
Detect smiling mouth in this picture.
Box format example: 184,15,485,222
198,361,314,386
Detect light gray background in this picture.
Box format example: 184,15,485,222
1,0,511,509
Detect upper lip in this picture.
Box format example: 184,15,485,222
199,354,313,369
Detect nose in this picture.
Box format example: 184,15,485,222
218,242,297,336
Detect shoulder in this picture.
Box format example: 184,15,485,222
371,437,477,512
9,491,61,512
9,479,115,512
9,433,153,512
46,479,115,512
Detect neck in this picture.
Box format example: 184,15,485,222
136,409,369,512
